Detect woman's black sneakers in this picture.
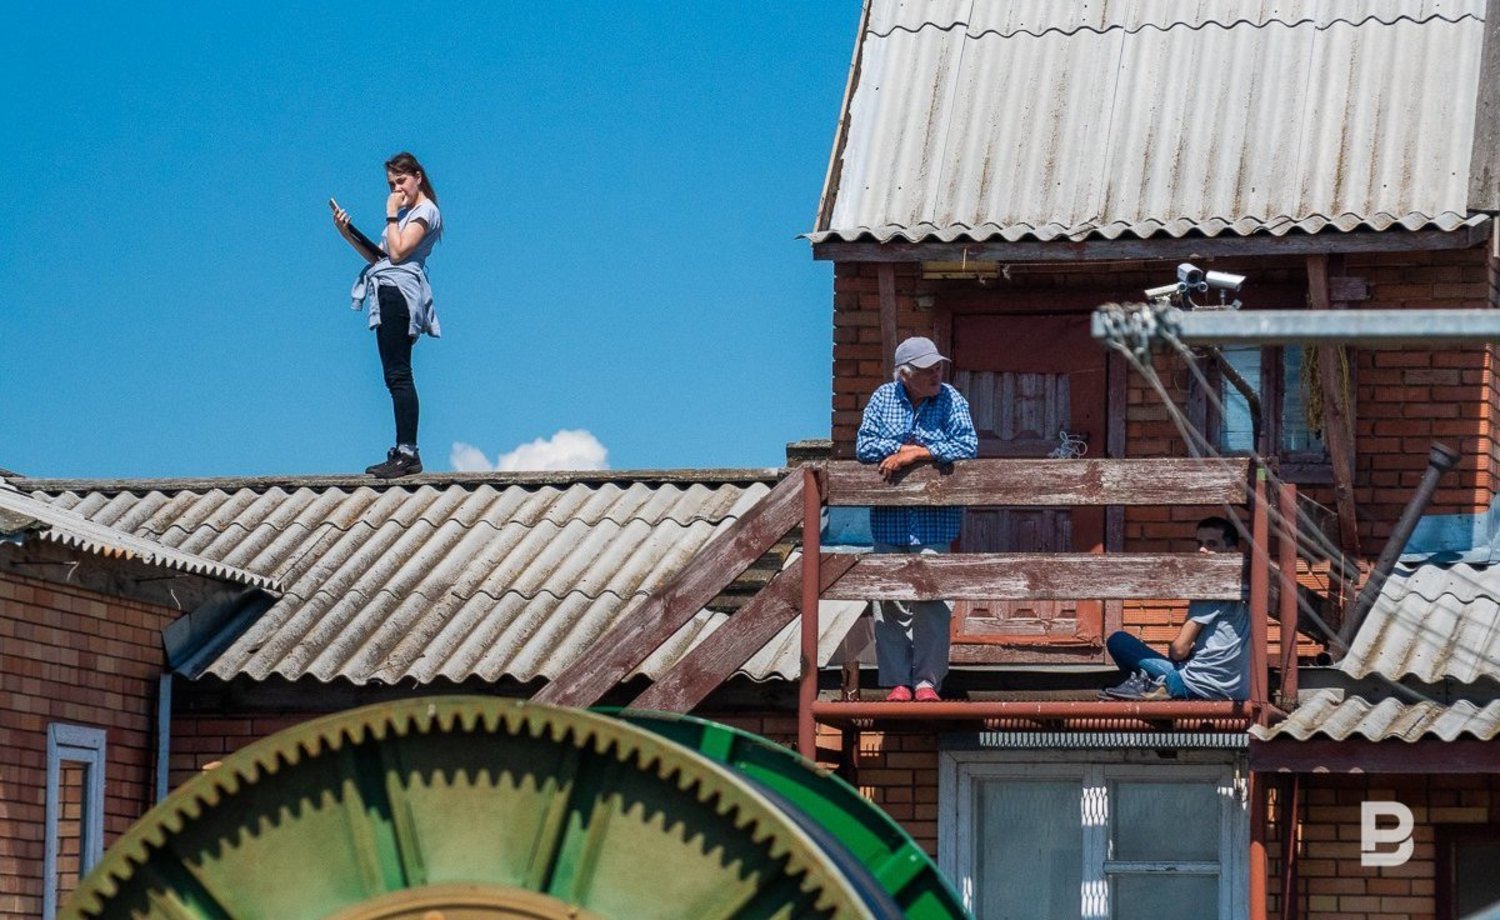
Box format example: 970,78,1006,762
366,448,398,475
368,447,423,479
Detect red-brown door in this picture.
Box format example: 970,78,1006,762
949,313,1108,663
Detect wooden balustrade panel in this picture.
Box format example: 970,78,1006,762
821,553,1244,601
824,458,1249,506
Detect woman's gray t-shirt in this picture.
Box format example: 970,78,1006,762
349,200,443,337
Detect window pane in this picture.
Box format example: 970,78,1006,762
1113,782,1219,861
1280,346,1325,454
1456,841,1500,916
1217,346,1260,453
975,780,1083,920
1114,873,1218,920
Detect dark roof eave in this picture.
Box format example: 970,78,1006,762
809,222,1492,262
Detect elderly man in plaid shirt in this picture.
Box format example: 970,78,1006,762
856,336,979,702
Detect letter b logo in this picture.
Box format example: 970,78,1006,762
1361,801,1414,867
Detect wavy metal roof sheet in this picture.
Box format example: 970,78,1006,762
813,0,1488,243
29,475,866,686
1251,689,1500,741
1340,561,1500,683
0,484,279,592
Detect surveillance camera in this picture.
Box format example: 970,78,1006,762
1176,263,1207,292
1143,282,1180,300
1205,270,1245,292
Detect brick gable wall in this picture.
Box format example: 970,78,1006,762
0,570,174,919
1268,772,1500,919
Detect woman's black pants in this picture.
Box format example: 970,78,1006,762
376,285,419,447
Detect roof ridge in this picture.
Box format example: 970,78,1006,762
868,10,1482,42
16,468,785,496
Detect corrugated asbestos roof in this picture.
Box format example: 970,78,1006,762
0,484,279,592
27,475,867,686
1251,689,1500,741
813,0,1489,243
1340,561,1500,684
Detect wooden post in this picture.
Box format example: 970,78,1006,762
798,465,822,761
1250,469,1270,718
1277,483,1299,708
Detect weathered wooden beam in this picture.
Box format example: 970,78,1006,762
1308,254,1362,556
821,553,1243,601
810,224,1490,263
824,458,1249,507
628,553,860,713
534,472,805,708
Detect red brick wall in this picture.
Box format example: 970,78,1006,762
169,708,810,785
848,729,940,854
1268,772,1500,919
0,571,175,919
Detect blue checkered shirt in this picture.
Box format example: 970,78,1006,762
856,381,979,546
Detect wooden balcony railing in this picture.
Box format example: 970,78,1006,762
537,457,1298,761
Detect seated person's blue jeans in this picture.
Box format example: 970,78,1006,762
1105,632,1195,699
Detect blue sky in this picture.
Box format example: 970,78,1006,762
3,3,860,479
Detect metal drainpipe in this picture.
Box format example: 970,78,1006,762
1333,441,1460,658
155,671,173,804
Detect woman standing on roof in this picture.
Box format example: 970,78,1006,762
331,151,444,479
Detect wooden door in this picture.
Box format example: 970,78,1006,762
949,313,1108,662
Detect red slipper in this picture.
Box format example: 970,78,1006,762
884,685,913,702
914,686,941,702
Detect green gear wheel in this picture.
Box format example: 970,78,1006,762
613,711,965,919
63,698,888,920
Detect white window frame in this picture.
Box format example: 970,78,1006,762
939,749,1249,920
43,723,107,920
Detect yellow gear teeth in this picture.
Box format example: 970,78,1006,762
62,697,878,920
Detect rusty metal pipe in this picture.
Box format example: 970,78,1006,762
1278,773,1301,920
1278,483,1299,708
1251,770,1269,920
1250,470,1270,716
810,700,1252,720
798,465,821,761
1334,441,1460,657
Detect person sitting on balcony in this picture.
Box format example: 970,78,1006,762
1100,516,1249,701
856,336,979,703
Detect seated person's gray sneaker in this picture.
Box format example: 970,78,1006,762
1100,669,1155,700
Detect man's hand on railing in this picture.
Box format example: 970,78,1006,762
877,444,933,481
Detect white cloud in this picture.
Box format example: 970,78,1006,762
449,442,494,472
450,429,610,472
